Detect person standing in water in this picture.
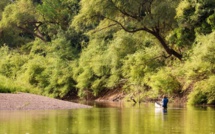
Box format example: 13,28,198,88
162,95,168,109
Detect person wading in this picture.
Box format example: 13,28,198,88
162,95,169,109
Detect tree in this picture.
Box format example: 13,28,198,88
171,0,215,47
0,0,46,46
72,0,182,59
36,0,80,38
177,0,215,34
0,0,11,45
0,0,80,45
0,0,10,19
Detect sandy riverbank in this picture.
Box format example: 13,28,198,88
0,93,91,110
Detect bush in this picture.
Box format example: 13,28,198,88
0,74,30,93
0,46,28,78
181,32,215,105
188,76,215,105
148,68,181,94
122,46,164,87
183,32,215,81
188,89,207,105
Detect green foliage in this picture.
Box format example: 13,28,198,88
168,27,195,48
20,56,47,86
0,0,10,19
122,45,164,87
0,0,35,28
73,0,184,59
36,0,79,34
20,38,78,97
1,0,215,103
0,0,84,98
0,33,81,98
43,59,75,98
73,0,179,32
182,32,215,81
172,0,215,47
176,0,215,30
207,14,215,30
0,74,26,93
73,30,149,96
190,76,215,105
105,31,143,88
187,89,207,105
181,31,215,105
0,45,28,78
147,68,181,94
73,37,110,96
0,46,31,93
50,29,85,59
188,75,215,105
0,0,36,46
0,0,80,46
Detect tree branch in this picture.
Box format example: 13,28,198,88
17,26,47,42
106,17,154,34
109,0,140,21
91,23,117,33
104,17,182,60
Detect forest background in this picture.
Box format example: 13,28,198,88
0,0,215,105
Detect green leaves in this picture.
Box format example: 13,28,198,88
1,0,35,27
188,76,215,105
0,0,215,103
122,46,164,86
176,0,215,35
0,0,80,46
148,68,181,94
73,0,179,33
177,31,215,105
36,0,78,29
183,32,215,80
0,0,37,46
0,0,10,19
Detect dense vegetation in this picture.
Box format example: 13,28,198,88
0,0,215,105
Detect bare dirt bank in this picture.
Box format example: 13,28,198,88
0,93,91,110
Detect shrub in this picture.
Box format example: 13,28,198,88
188,76,215,105
148,68,181,94
0,74,29,93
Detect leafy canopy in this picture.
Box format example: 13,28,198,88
72,0,183,59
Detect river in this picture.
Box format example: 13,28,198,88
0,102,214,134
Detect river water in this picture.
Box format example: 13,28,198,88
0,102,214,134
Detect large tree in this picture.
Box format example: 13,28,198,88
171,0,215,47
0,0,10,19
0,0,80,45
0,0,46,45
72,0,182,59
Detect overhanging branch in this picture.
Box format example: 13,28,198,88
102,16,182,60
105,16,154,34
17,26,47,42
91,23,117,33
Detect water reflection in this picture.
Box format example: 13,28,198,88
0,103,215,134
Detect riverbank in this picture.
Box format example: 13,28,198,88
0,90,188,111
0,93,91,110
94,89,188,106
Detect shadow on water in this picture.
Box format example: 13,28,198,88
77,100,125,108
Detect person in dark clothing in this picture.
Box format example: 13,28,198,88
162,95,168,109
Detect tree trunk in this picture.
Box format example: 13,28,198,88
152,32,182,60
107,18,183,60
